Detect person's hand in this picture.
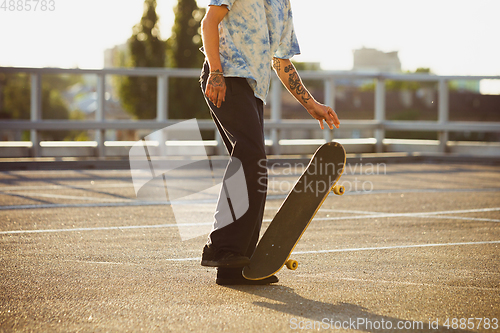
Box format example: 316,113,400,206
205,72,226,108
306,102,340,130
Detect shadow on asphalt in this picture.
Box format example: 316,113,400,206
227,285,473,333
0,170,133,201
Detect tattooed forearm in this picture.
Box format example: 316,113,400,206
288,71,312,104
272,58,281,73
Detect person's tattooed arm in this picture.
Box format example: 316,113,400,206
272,59,312,105
272,57,340,130
201,5,228,108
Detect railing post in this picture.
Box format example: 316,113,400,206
30,72,41,157
438,79,449,153
96,73,105,157
157,74,168,121
215,131,225,155
375,77,386,153
324,77,336,142
157,74,169,156
271,75,282,155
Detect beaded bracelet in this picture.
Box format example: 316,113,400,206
210,71,224,76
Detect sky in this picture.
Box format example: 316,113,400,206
1,0,499,93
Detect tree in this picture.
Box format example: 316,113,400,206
0,72,83,141
0,73,30,120
166,0,207,119
166,0,205,69
119,0,166,119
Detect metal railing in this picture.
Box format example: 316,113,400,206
0,66,499,157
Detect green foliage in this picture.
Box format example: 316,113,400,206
166,0,205,68
118,0,166,120
292,61,323,91
385,80,421,91
292,61,321,71
0,72,86,140
0,73,30,120
166,0,208,119
415,68,431,74
39,88,71,140
116,0,209,120
44,74,83,91
0,73,83,121
361,68,435,91
65,110,89,141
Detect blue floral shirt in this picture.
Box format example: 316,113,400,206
207,0,301,102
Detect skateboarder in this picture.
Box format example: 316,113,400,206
199,0,340,285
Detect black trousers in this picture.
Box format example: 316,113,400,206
200,61,268,259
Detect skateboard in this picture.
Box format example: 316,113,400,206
242,142,346,280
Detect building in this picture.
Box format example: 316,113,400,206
352,47,402,73
104,44,128,68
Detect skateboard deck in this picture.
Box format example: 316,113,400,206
243,142,346,280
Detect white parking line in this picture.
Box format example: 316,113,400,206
422,215,500,223
2,207,498,235
344,188,500,195
0,194,287,210
0,201,169,211
335,277,499,292
0,183,133,191
0,222,212,234
0,188,498,210
312,207,500,223
293,240,500,255
0,191,134,202
319,208,500,223
319,208,383,215
62,259,141,266
162,240,500,262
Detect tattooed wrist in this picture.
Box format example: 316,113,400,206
208,74,225,87
272,58,281,73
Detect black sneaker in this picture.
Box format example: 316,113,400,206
216,274,279,286
216,267,279,285
200,244,251,268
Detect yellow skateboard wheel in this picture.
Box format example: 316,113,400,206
332,185,345,195
285,259,298,270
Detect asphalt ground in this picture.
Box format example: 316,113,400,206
0,161,499,332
